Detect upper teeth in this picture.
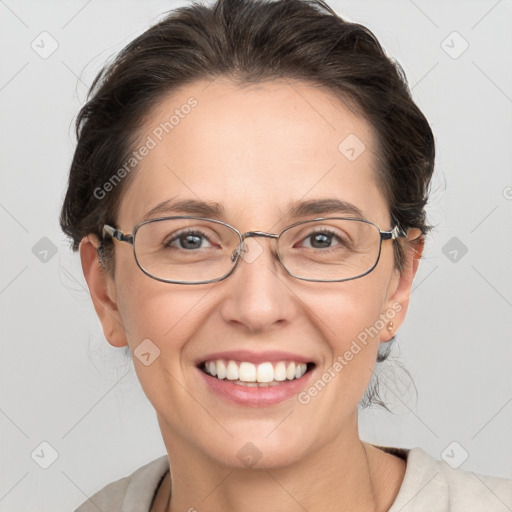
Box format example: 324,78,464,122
203,360,308,383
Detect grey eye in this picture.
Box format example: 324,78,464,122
164,230,213,250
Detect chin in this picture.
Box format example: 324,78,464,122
198,428,315,471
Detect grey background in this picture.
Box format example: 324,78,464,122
1,0,511,510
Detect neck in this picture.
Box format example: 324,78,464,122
157,414,393,512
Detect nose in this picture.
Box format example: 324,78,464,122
218,236,298,334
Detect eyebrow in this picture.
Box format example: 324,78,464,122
143,197,365,221
287,198,364,219
144,198,224,220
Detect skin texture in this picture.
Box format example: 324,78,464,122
80,78,423,511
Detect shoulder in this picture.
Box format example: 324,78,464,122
380,445,512,512
74,455,169,512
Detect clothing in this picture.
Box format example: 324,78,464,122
74,446,512,511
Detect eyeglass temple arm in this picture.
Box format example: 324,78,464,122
102,224,134,244
380,225,408,241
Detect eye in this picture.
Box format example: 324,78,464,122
299,229,347,249
164,229,215,250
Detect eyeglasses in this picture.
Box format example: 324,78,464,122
101,216,407,285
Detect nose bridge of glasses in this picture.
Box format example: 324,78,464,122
232,231,279,263
242,231,279,241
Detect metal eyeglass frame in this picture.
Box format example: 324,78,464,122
101,216,408,285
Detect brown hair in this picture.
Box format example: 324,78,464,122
60,0,434,406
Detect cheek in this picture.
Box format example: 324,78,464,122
306,272,390,347
114,249,207,359
119,282,206,352
115,275,213,419
300,272,392,395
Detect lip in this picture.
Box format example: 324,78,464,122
196,352,316,407
195,350,314,366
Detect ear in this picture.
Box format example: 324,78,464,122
79,235,128,348
380,229,424,342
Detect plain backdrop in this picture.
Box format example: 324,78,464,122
1,0,511,510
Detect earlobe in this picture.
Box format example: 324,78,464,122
79,235,128,348
380,230,424,343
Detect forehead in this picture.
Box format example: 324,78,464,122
118,78,388,229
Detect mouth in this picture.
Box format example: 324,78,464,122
197,359,316,387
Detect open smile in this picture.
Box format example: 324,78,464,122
196,351,317,406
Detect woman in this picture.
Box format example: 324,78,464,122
61,0,512,510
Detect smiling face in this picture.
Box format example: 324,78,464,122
82,78,418,470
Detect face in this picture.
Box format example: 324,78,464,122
83,78,418,470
